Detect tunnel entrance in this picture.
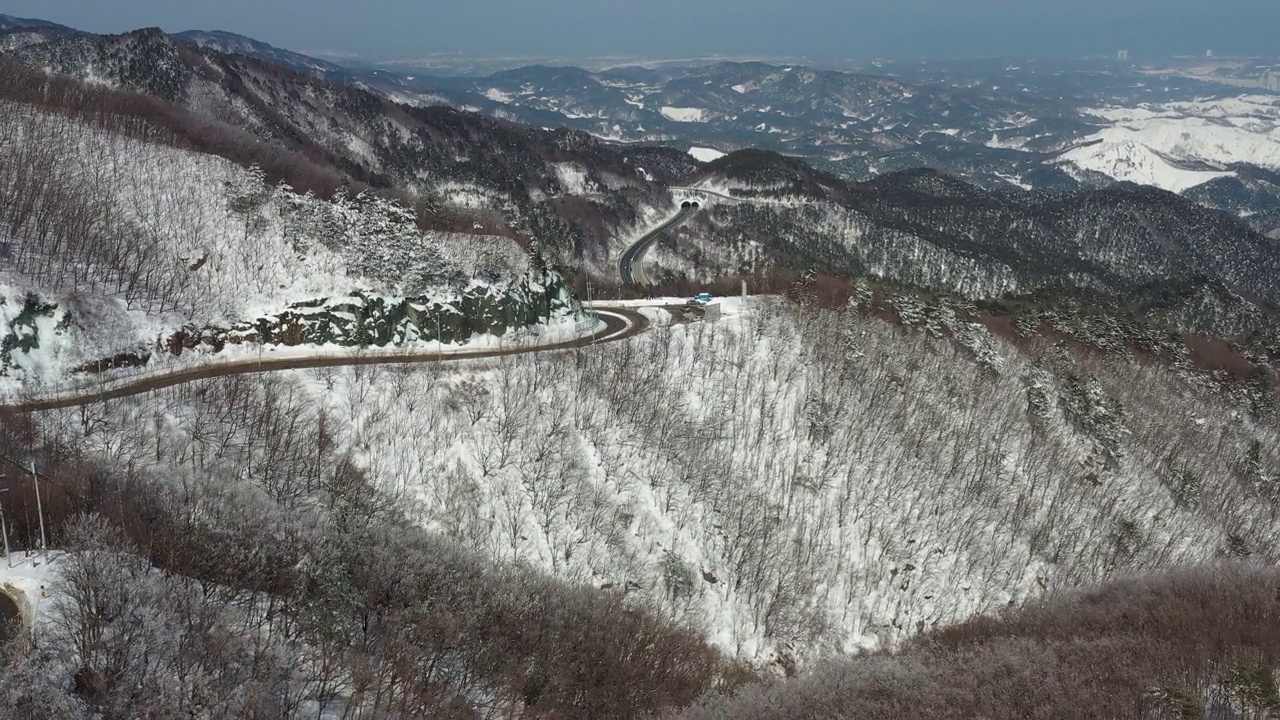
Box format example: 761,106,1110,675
681,201,692,208
0,592,20,646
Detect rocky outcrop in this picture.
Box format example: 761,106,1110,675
161,270,582,356
0,292,69,382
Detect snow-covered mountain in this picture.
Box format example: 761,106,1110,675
9,14,1280,227
0,96,584,394
1057,96,1280,193
334,56,1280,233
0,13,73,32
2,13,1280,718
171,29,345,76
3,22,1277,328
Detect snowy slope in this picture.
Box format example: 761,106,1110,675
0,104,575,392
0,553,61,630
58,294,1280,669
1059,96,1280,192
171,29,343,75
0,287,75,392
660,106,713,123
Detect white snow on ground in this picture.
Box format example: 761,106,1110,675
345,135,381,168
688,146,727,162
232,293,1262,662
436,180,506,208
678,179,821,207
1057,95,1280,192
659,106,712,123
0,106,579,394
552,162,594,195
381,91,450,107
28,290,1280,669
483,88,514,104
994,171,1034,191
0,310,604,405
0,285,76,393
0,552,61,630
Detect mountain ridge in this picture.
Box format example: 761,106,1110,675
2,17,1276,349
172,29,346,76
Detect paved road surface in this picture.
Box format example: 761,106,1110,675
0,308,648,414
619,206,698,285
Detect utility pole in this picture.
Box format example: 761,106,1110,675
436,312,443,362
584,277,596,344
0,486,9,567
30,462,45,552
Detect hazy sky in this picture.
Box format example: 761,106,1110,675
9,0,1279,61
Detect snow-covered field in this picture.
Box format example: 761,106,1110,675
660,106,713,123
1058,95,1280,192
689,146,727,162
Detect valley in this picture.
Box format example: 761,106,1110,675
0,9,1278,719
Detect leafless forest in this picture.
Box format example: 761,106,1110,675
4,291,1279,716
1,30,1280,720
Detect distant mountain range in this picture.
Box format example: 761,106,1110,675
0,14,72,32
171,29,346,75
4,15,1278,236
2,13,1278,349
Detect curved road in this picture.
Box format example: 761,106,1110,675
669,186,818,206
619,205,698,286
0,308,649,414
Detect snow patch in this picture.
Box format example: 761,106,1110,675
0,287,77,393
660,106,712,123
994,172,1033,191
0,552,61,632
688,146,727,163
553,162,594,195
483,88,514,104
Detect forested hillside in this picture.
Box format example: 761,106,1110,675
4,293,1279,715
1,16,1279,720
0,60,592,394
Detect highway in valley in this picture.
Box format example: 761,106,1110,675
619,204,699,286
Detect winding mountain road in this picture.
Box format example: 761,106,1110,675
0,307,648,414
619,205,698,285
